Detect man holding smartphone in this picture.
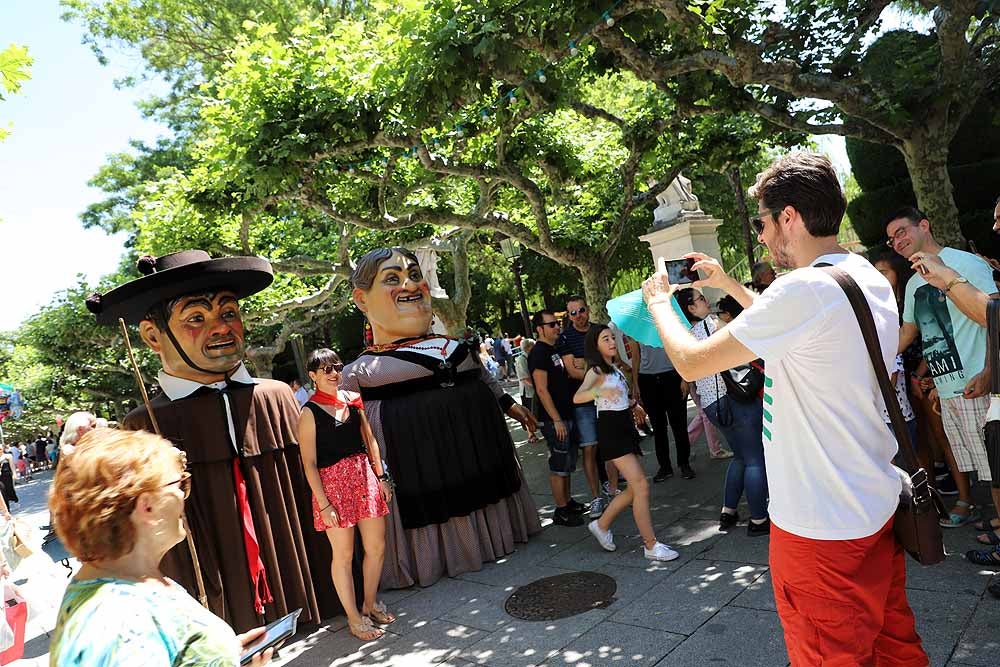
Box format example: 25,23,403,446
642,152,926,666
888,207,999,537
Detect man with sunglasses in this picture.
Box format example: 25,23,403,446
643,153,927,666
529,310,587,526
558,296,609,518
86,250,340,634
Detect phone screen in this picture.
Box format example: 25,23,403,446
239,609,301,665
663,258,697,285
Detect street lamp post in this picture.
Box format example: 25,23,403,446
499,238,532,338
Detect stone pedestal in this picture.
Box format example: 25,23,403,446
640,212,725,304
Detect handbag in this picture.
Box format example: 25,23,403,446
0,579,26,664
819,265,946,566
701,321,765,403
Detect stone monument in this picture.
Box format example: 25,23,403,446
414,242,450,334
641,173,725,303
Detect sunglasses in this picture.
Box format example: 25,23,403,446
539,321,561,329
751,210,777,236
320,363,344,374
569,307,587,316
165,471,192,499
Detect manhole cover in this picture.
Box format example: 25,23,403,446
504,571,617,621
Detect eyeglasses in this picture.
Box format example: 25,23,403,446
164,472,192,499
321,363,344,374
569,307,587,316
694,294,707,303
751,210,777,236
885,225,915,248
539,321,561,329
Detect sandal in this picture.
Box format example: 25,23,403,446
349,617,385,641
940,501,980,528
364,601,396,625
973,518,1000,532
977,531,1000,546
965,547,1000,566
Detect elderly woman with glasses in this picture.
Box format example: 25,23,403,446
48,428,274,666
298,348,393,641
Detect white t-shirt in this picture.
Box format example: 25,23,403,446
727,252,904,540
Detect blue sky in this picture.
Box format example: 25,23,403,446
0,1,166,332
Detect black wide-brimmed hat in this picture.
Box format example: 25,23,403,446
86,250,274,326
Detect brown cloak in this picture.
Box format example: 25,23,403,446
123,379,340,633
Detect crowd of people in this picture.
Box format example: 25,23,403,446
12,151,1000,666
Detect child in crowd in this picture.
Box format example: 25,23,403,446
574,324,679,562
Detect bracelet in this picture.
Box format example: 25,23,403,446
318,502,332,512
379,470,396,489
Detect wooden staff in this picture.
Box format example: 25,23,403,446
119,318,209,609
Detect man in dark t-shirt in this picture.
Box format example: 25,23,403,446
529,310,586,527
557,296,606,518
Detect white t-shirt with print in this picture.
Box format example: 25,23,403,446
689,317,726,407
727,252,904,541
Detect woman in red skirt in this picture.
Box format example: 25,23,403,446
298,348,393,641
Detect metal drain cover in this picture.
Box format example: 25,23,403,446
504,571,617,621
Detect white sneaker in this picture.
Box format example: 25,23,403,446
588,520,616,551
643,542,679,562
589,495,607,519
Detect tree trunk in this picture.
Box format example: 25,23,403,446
245,346,275,378
900,137,964,248
728,167,756,267
579,263,612,324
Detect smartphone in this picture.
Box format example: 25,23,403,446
662,257,698,285
239,609,301,665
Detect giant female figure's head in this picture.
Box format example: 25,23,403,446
351,247,432,345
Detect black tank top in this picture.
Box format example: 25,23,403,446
304,403,367,469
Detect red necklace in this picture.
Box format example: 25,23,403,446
366,335,454,358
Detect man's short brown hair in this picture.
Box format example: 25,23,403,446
49,429,185,562
749,152,847,238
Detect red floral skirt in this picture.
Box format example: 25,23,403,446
312,453,389,531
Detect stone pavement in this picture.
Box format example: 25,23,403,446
10,398,1000,666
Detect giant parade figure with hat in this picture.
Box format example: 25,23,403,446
86,250,340,632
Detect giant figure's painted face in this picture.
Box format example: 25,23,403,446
353,251,432,344
141,290,246,380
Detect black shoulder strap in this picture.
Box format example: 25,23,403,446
816,264,921,474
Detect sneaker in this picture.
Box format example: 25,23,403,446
588,520,616,551
565,498,588,515
710,450,735,459
936,472,959,496
747,517,771,537
680,464,696,480
552,508,584,527
589,495,608,519
643,542,679,561
602,482,622,497
719,511,739,531
653,468,673,483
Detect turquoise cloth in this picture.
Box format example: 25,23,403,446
902,247,997,398
606,289,688,348
49,577,239,667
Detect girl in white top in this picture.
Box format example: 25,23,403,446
573,324,679,562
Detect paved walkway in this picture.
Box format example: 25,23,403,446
10,397,1000,666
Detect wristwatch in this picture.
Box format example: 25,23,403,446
943,276,969,293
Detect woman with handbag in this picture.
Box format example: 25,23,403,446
676,288,770,536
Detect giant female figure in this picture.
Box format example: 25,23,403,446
342,247,541,587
